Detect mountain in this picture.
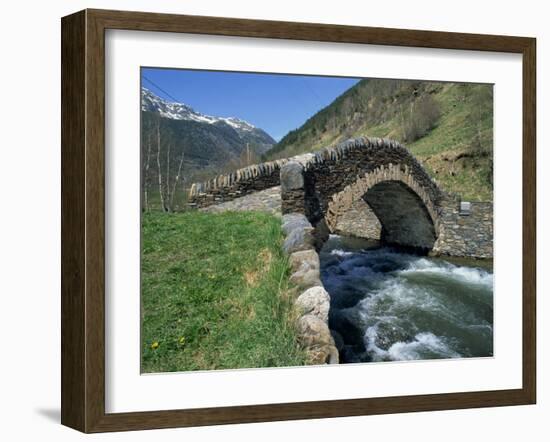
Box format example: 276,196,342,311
141,87,277,210
264,79,493,201
141,88,275,154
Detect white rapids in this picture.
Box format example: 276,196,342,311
320,235,494,364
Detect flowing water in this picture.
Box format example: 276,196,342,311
320,235,494,364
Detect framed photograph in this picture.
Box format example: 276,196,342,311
61,9,536,433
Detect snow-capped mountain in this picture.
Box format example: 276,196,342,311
141,88,274,151
140,87,276,186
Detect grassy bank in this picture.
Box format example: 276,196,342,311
141,210,307,373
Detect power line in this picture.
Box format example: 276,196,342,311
142,74,181,103
299,77,324,109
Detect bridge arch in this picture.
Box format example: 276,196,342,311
281,137,443,252
187,136,492,258
326,165,439,250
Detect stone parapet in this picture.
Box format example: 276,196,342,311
188,159,289,208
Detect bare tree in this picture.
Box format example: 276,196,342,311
143,133,152,211
170,148,185,210
467,85,493,155
165,141,171,212
155,121,166,212
400,96,440,142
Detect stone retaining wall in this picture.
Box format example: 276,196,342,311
433,196,493,259
332,195,493,259
281,213,339,365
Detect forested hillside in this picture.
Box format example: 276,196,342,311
265,79,493,201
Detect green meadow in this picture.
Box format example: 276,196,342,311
141,211,307,373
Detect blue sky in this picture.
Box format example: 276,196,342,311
141,68,360,141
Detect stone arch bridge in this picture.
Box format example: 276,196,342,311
189,137,493,258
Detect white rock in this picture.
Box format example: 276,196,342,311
295,286,330,323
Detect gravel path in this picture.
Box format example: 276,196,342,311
201,186,282,216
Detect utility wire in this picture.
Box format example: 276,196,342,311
299,77,324,109
142,74,181,103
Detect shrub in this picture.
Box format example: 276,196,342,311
400,95,441,142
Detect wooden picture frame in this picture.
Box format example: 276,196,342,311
61,8,536,433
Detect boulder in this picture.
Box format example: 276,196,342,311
282,226,315,255
280,161,304,191
297,314,334,348
327,345,340,364
307,344,339,365
372,322,412,351
281,213,311,236
288,249,321,289
295,286,330,323
289,249,320,273
289,269,322,290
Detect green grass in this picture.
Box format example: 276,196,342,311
407,85,493,201
141,210,307,373
353,85,493,200
346,84,493,200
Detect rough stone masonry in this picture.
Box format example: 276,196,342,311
281,213,339,365
190,136,493,258
277,137,492,258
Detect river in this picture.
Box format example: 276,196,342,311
320,235,494,364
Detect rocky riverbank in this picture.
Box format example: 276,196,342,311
281,213,339,365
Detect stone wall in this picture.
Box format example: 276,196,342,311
331,195,493,259
279,137,493,258
280,137,442,251
333,198,381,240
280,213,339,365
433,196,493,259
187,159,289,208
189,135,493,258
190,137,442,212
299,137,442,224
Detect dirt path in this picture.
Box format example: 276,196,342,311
201,186,282,216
